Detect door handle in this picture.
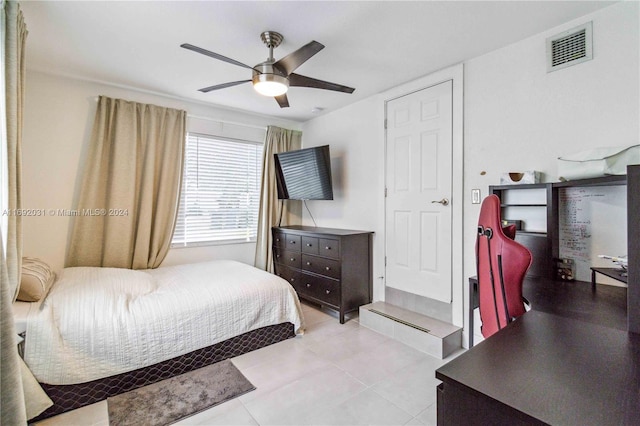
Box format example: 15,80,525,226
431,198,449,206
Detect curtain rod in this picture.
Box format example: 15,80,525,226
92,97,267,132
187,114,267,131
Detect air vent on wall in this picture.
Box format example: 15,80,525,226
546,22,593,73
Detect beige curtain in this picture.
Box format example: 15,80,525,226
254,126,302,271
1,235,27,425
66,96,186,269
2,2,53,423
4,0,26,300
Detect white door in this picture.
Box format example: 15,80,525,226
385,80,453,303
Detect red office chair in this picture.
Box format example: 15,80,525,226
476,195,532,338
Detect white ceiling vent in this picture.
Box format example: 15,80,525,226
546,22,593,73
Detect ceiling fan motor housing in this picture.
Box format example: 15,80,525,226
252,62,289,96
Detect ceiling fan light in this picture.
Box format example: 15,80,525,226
253,74,289,96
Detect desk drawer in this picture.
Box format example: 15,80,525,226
302,254,340,280
299,273,340,306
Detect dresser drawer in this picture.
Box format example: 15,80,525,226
273,248,301,269
273,232,287,250
301,236,319,255
319,238,340,259
302,254,341,279
274,265,301,288
285,234,301,251
299,273,340,306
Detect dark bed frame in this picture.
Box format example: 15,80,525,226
31,322,295,422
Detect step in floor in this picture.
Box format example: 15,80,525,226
359,301,461,359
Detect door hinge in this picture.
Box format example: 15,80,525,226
384,256,387,266
384,187,388,197
384,119,387,129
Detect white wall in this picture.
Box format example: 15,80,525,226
21,71,301,273
302,1,638,342
301,96,386,300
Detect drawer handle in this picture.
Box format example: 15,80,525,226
306,243,312,247
290,258,295,262
276,254,281,258
325,246,331,250
325,266,331,271
306,283,311,288
290,278,295,282
276,238,280,242
306,262,311,266
325,290,331,294
290,240,296,244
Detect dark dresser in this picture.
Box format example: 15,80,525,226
272,226,373,323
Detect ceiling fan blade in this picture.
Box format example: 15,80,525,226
181,43,255,71
275,94,290,108
198,80,251,93
289,73,355,94
273,41,324,76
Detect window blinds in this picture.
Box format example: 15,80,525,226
172,133,263,246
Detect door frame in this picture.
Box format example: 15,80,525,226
380,63,464,329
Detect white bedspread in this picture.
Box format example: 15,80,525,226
23,260,304,385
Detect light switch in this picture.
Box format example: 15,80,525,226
471,189,481,204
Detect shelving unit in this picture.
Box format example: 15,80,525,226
490,175,628,280
489,183,553,278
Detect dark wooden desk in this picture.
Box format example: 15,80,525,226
591,267,628,290
468,275,628,347
436,310,640,425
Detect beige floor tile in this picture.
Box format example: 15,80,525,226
241,365,367,425
415,403,437,426
33,400,107,426
370,358,443,416
238,342,331,403
302,388,413,426
175,399,258,425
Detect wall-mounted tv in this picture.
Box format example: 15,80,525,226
274,145,334,200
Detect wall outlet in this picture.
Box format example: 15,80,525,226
471,189,481,204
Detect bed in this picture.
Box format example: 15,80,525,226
18,259,304,420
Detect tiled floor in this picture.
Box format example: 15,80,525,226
35,302,464,426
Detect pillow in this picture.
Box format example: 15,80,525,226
17,257,56,302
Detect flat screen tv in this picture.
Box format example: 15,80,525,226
274,145,334,200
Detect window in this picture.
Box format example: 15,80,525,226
172,133,263,247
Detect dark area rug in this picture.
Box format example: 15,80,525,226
107,360,255,426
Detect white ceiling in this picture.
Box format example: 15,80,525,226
21,1,615,122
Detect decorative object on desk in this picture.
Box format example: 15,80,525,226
598,254,628,271
555,257,575,280
107,360,254,426
501,219,522,230
557,144,640,181
499,170,540,185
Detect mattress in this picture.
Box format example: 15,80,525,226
23,260,304,385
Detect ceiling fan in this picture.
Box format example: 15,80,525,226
181,31,355,108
